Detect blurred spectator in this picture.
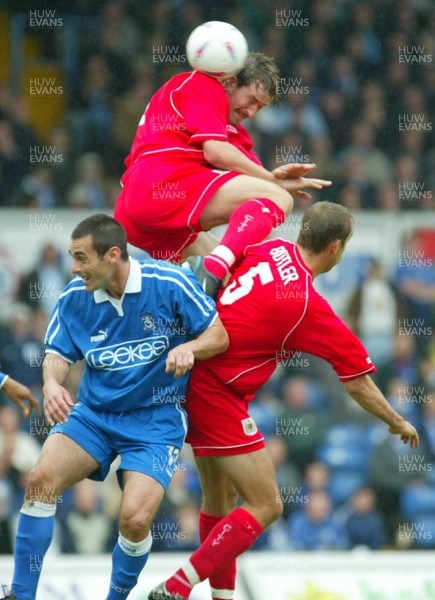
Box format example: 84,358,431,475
0,245,20,311
278,377,329,473
63,480,113,553
46,124,77,205
0,405,41,536
0,305,44,392
0,120,29,206
67,153,107,209
302,461,331,496
376,334,419,394
370,430,430,540
19,167,57,208
18,243,67,316
395,232,435,343
338,123,393,188
287,490,348,550
347,259,399,368
70,55,114,156
342,487,387,550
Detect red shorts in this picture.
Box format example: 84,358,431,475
114,158,239,262
185,364,265,457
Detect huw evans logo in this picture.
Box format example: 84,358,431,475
86,336,169,370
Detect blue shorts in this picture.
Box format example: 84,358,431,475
50,401,187,491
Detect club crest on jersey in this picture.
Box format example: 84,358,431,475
141,314,155,330
241,417,258,436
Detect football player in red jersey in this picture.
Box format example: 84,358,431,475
149,202,419,600
114,52,331,296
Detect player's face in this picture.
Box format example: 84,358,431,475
70,235,115,292
226,83,270,125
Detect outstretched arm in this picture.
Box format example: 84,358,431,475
344,374,419,447
1,375,41,417
203,140,332,198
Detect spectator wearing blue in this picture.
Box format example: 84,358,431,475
343,487,387,550
287,490,348,550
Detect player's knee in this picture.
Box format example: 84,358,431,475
26,466,61,503
271,493,284,521
261,490,284,525
270,188,293,215
119,510,151,540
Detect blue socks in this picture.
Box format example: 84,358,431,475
11,504,152,600
12,502,56,600
106,532,152,599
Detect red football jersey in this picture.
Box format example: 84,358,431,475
193,239,376,397
123,71,229,171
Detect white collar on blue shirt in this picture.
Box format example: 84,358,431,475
93,257,142,305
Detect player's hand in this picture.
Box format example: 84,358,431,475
2,377,41,417
43,380,75,426
166,346,195,379
276,176,332,200
272,163,319,180
388,421,420,448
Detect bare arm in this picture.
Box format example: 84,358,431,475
344,374,419,447
203,140,275,180
203,140,332,198
2,377,41,417
165,317,229,379
42,353,75,426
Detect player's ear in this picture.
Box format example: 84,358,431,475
330,239,342,255
221,76,237,92
106,246,122,262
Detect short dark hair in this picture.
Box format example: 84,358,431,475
71,214,129,261
297,202,354,253
236,52,279,103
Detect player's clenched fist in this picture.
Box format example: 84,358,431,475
165,346,195,379
43,380,75,426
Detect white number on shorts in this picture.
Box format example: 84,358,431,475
220,262,274,305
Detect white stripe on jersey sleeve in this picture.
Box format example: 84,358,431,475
59,283,86,299
142,263,215,311
46,306,59,338
45,349,75,364
45,283,86,345
141,272,213,317
46,312,61,346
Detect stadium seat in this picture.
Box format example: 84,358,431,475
400,486,435,520
323,423,371,448
328,470,367,505
405,514,435,549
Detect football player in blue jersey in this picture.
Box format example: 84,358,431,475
0,372,40,417
6,214,228,600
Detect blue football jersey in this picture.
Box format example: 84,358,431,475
45,258,217,411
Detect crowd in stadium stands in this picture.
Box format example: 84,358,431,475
0,0,435,555
0,0,433,210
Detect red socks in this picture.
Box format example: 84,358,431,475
204,198,285,279
199,511,236,599
165,508,263,599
